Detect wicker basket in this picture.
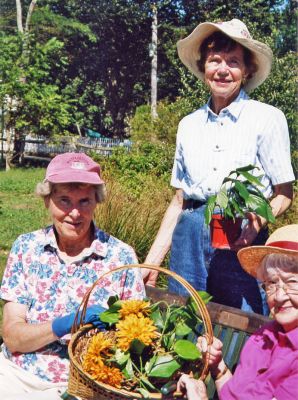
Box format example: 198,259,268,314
68,264,213,400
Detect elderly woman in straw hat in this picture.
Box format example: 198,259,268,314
143,18,294,315
0,152,145,399
177,224,298,400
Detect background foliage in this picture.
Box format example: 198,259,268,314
0,0,296,150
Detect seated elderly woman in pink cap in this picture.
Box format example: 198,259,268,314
0,153,145,399
177,224,298,400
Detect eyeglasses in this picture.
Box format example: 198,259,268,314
261,280,298,296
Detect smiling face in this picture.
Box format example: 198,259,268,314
204,44,248,112
45,183,97,253
260,255,298,332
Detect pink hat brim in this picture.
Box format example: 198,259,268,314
46,170,104,185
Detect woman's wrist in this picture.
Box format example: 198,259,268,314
211,361,229,381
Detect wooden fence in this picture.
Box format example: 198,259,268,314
0,135,131,162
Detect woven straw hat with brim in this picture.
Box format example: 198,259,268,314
177,18,273,92
237,225,298,278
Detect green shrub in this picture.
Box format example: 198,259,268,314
94,173,172,265
92,142,175,198
129,97,199,145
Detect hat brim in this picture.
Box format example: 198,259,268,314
46,171,104,185
237,246,298,278
177,22,273,92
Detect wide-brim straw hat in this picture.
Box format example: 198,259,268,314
237,225,298,278
177,18,273,92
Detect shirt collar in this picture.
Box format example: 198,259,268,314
43,223,109,259
263,321,298,350
205,89,249,122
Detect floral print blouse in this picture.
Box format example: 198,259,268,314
0,225,145,383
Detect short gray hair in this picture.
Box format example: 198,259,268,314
257,253,298,281
35,181,106,203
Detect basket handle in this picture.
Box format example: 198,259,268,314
71,263,213,379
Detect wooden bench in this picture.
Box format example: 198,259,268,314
146,286,271,399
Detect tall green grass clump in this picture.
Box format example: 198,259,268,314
94,174,172,264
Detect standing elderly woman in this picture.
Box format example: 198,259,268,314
0,153,145,399
177,224,298,400
144,18,294,314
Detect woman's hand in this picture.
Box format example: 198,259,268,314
177,375,208,400
232,212,264,250
197,335,223,371
142,268,159,287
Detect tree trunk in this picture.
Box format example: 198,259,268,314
16,0,24,33
5,127,13,171
9,0,38,167
151,4,158,120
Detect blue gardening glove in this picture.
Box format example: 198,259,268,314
52,304,107,338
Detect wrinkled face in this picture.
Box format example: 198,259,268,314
204,44,248,104
264,268,298,332
45,184,97,246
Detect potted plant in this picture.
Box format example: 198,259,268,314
204,165,275,249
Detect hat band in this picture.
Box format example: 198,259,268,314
267,241,298,251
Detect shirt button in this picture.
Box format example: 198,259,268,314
213,167,217,171
220,122,223,126
208,187,211,191
215,145,219,149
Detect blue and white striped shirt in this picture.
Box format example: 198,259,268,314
171,90,294,201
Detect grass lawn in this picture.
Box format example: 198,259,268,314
0,167,50,332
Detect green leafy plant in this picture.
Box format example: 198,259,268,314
204,165,275,226
82,293,211,397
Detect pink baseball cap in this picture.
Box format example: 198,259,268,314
45,153,104,185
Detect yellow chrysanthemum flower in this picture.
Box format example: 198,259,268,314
96,365,124,387
82,352,104,379
83,357,123,387
116,314,158,351
119,299,151,319
86,331,114,357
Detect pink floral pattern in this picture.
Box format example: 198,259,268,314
0,225,145,383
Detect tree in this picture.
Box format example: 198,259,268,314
0,0,95,168
150,3,158,119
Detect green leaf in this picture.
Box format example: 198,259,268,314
238,171,264,187
148,355,181,378
114,349,130,367
175,321,192,336
230,198,244,217
234,164,257,173
162,331,176,350
173,339,201,360
150,308,164,330
197,291,213,304
130,339,146,355
205,194,217,225
265,205,276,223
145,355,158,374
246,194,275,223
123,358,134,379
99,310,120,324
224,206,235,220
216,188,229,209
234,181,250,201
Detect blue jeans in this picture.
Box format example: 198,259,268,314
168,205,269,315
